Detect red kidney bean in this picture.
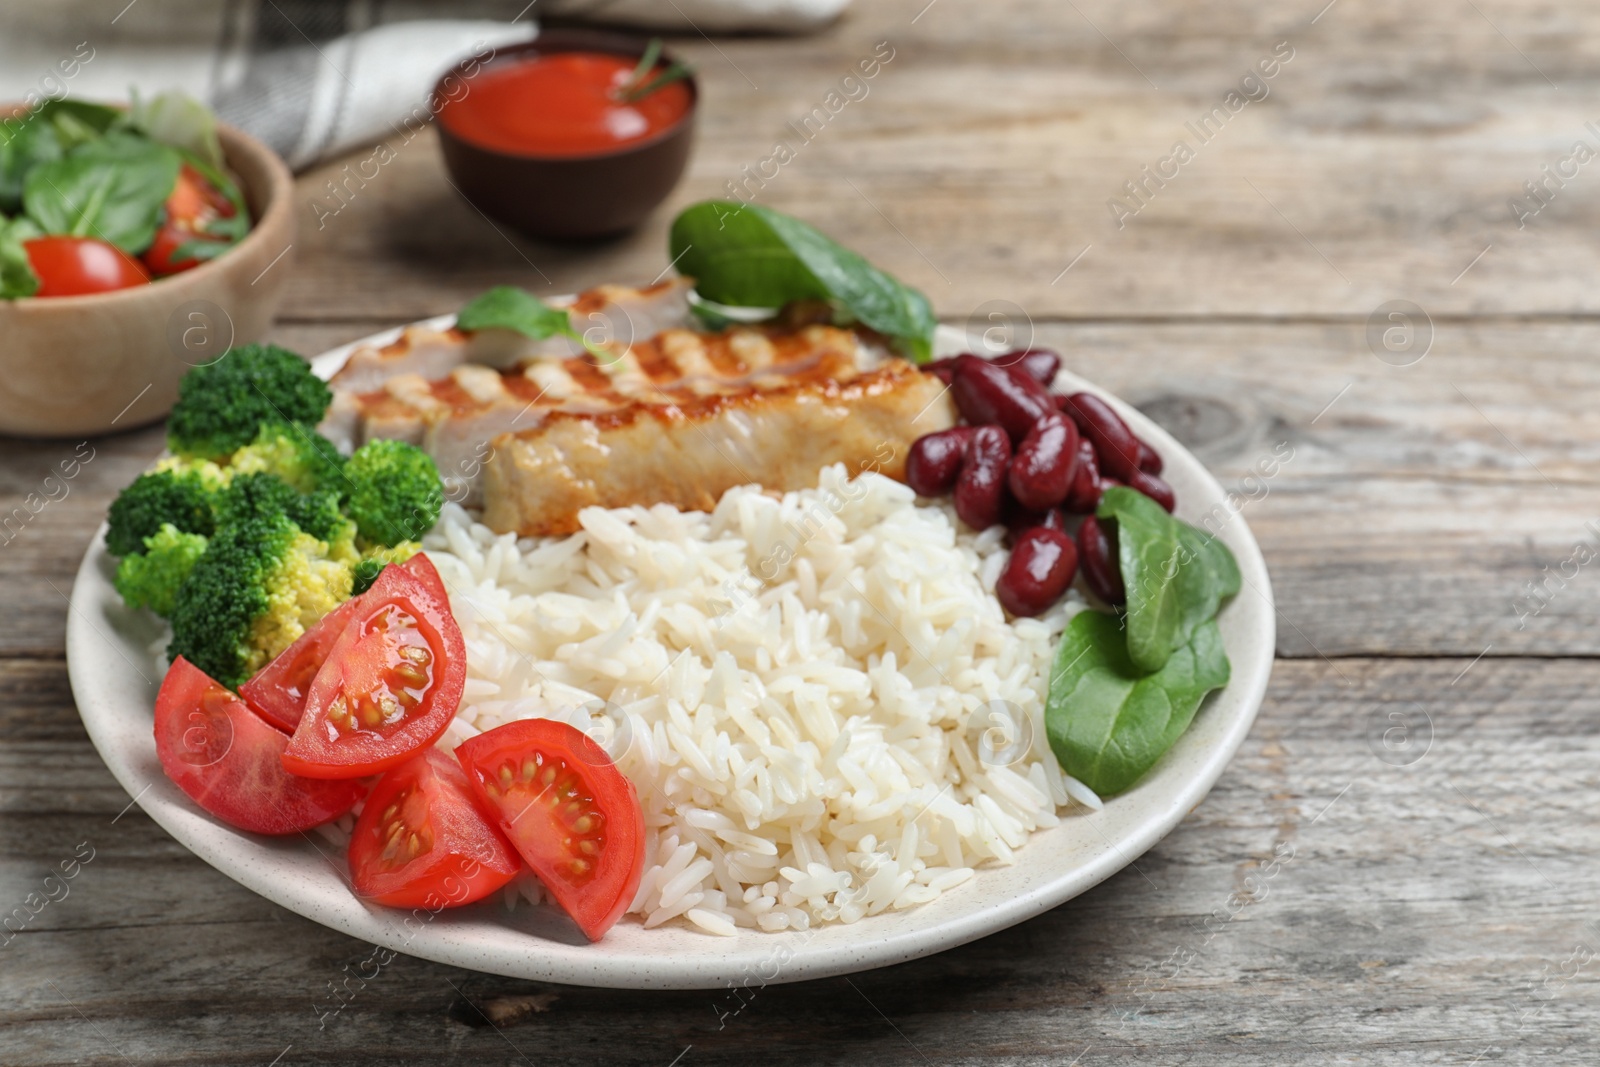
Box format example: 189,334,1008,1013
924,357,958,384
997,527,1079,617
1057,392,1142,480
1077,516,1125,606
906,427,976,496
1127,469,1175,512
1007,411,1080,511
1005,503,1068,543
954,425,1012,530
1062,439,1104,514
1136,439,1163,475
951,355,1053,444
991,347,1060,385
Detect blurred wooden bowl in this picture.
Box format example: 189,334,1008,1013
0,119,296,439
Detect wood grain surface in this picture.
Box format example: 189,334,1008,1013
4,0,1599,1063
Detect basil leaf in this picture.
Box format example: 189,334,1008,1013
23,132,180,254
128,91,225,171
1045,612,1231,796
0,116,63,214
668,200,937,363
0,216,41,299
457,286,579,339
36,99,122,149
1098,486,1240,674
167,237,233,264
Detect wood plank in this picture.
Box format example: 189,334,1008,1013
2,656,1595,1064
278,0,1600,322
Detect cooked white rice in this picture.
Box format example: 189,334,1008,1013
422,464,1099,935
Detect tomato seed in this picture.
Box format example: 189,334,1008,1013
392,663,427,688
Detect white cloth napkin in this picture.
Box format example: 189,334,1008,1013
0,0,849,169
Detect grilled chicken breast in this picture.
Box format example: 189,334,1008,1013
326,277,695,395
320,281,956,532
482,354,955,536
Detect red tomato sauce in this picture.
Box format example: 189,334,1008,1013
439,51,692,158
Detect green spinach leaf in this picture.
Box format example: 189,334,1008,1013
1045,611,1230,796
0,116,63,214
0,215,41,298
668,200,937,362
23,132,180,254
36,99,122,149
1097,486,1240,674
455,286,608,358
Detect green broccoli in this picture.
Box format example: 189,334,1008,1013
168,510,355,688
216,472,345,542
230,422,347,494
166,343,332,460
344,439,444,546
113,524,208,618
350,557,387,596
104,469,218,557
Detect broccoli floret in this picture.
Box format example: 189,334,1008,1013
230,422,347,494
344,439,444,546
105,470,218,557
168,511,354,688
166,343,332,460
349,541,421,596
350,558,386,596
113,525,208,618
216,471,355,549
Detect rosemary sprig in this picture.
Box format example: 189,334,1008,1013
612,38,695,103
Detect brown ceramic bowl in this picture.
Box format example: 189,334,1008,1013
434,30,698,241
0,118,295,439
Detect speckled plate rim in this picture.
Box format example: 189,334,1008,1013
67,320,1275,990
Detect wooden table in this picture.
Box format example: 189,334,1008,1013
6,0,1598,1062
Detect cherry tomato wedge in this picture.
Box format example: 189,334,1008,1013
398,552,450,606
142,164,237,276
241,555,450,733
241,596,364,733
24,236,150,297
455,719,645,941
142,225,230,277
154,657,365,835
348,749,521,909
282,563,465,779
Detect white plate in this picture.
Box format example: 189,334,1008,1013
68,321,1276,989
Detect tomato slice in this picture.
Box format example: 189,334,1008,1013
143,165,238,276
25,236,150,296
154,657,365,835
348,749,521,908
241,555,454,734
282,563,465,779
454,719,645,941
399,553,450,606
